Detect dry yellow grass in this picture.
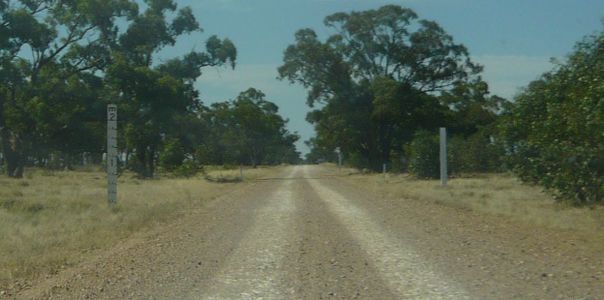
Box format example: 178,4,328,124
340,170,604,236
0,166,278,291
203,165,281,182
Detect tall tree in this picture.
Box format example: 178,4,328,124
105,0,236,178
0,0,237,178
201,88,300,167
0,0,137,177
234,88,298,166
278,5,484,170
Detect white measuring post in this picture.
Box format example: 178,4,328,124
240,164,244,181
439,127,448,187
107,104,118,205
335,147,342,170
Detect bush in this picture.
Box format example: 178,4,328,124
502,30,604,204
389,150,408,173
347,152,370,170
407,130,440,179
194,144,221,165
449,131,504,174
158,138,186,172
172,159,200,178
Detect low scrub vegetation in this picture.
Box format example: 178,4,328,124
407,131,441,179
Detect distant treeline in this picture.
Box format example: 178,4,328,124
0,0,300,179
282,5,603,204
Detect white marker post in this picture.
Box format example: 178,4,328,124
440,127,448,187
240,164,244,181
335,147,342,170
107,105,118,205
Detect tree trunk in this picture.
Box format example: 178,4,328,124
250,155,257,168
147,146,155,178
15,161,24,178
124,148,129,167
1,129,24,178
250,146,259,168
134,145,156,179
375,120,393,172
135,145,149,178
63,153,73,170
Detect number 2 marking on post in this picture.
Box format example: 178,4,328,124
107,105,118,205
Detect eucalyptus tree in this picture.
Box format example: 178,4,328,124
278,5,484,169
0,0,237,178
105,0,236,178
0,0,137,177
231,88,300,166
207,88,300,167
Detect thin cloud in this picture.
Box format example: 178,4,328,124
197,64,295,101
189,0,254,13
474,55,554,99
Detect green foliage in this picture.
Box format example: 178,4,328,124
304,138,335,164
1,0,138,177
279,5,495,171
389,150,407,173
159,138,185,171
0,1,298,179
407,131,440,179
201,88,301,167
449,131,504,174
172,159,200,178
107,1,241,178
502,29,604,204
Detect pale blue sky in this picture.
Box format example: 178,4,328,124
158,0,604,154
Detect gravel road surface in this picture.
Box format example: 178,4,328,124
15,165,604,299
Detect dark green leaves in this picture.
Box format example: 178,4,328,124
279,5,487,170
201,88,300,166
206,35,237,69
6,7,54,50
503,29,604,203
171,6,199,36
145,0,176,13
0,0,244,178
119,3,200,65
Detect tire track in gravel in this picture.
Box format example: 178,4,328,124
197,168,299,299
285,174,398,299
303,166,469,299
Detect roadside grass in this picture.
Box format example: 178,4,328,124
339,169,604,236
203,165,281,182
0,166,277,292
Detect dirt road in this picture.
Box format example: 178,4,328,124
16,166,604,299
